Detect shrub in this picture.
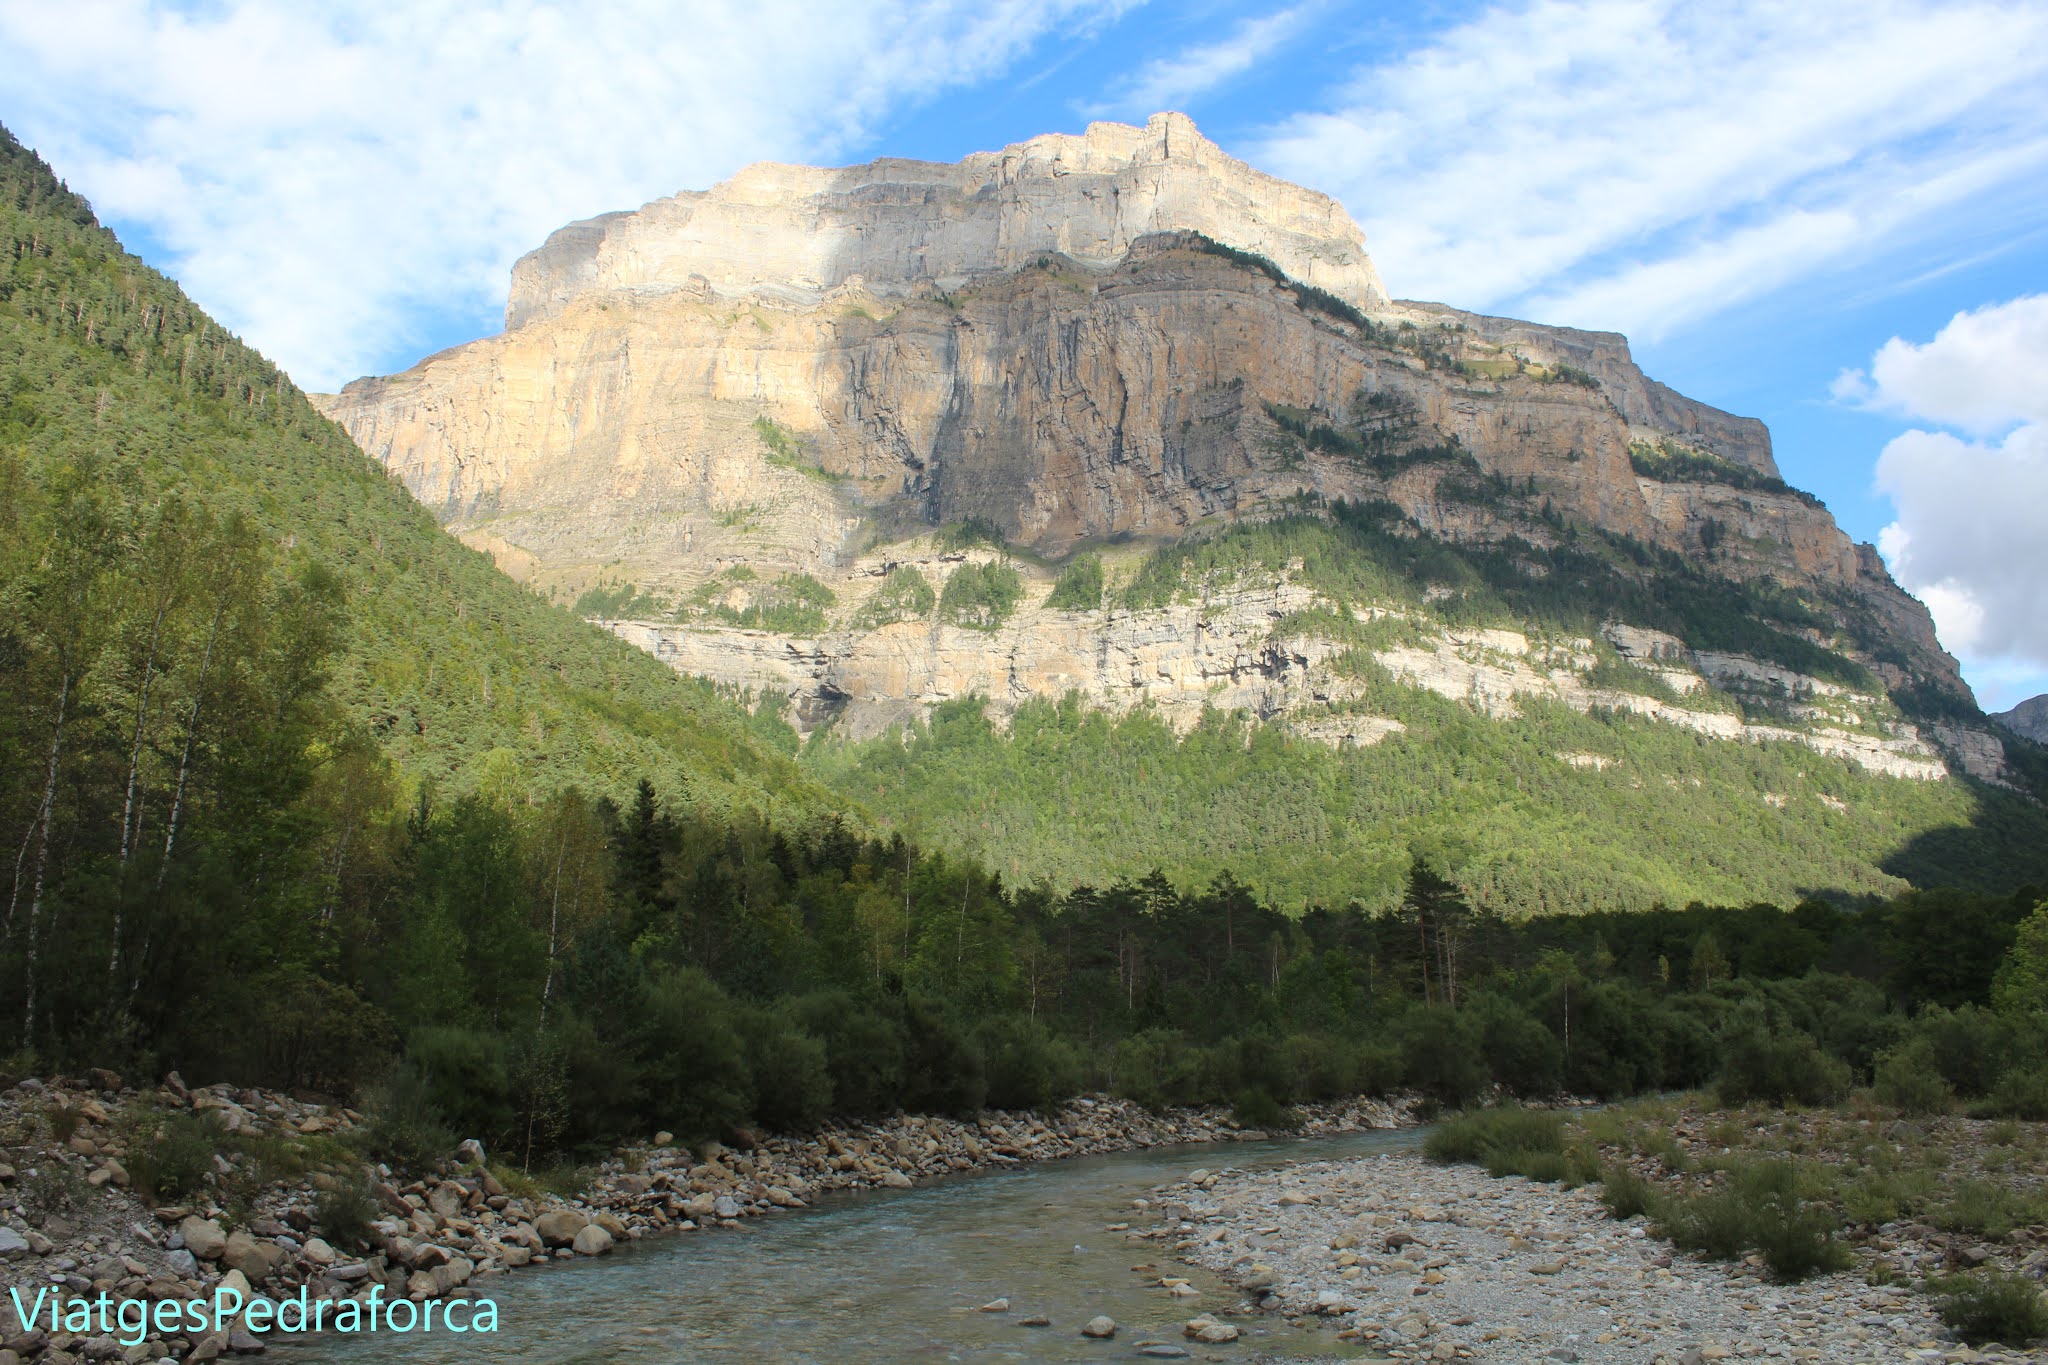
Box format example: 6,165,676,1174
853,565,935,629
1656,1160,1849,1282
1471,997,1563,1098
938,561,1024,631
313,1175,380,1248
1398,1006,1489,1107
1933,1277,2048,1350
1600,1165,1659,1220
1872,1039,1955,1115
1231,1088,1303,1132
359,1064,458,1173
125,1111,224,1202
1982,1066,2048,1120
636,967,754,1141
1046,554,1105,611
791,993,905,1118
1713,1026,1852,1107
1936,1179,2048,1239
742,1008,833,1133
978,1016,1083,1112
1424,1106,1565,1168
1931,1272,2048,1346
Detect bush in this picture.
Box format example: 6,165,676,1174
1398,1006,1489,1107
979,1016,1083,1112
126,1111,224,1202
791,993,905,1118
1935,1179,2048,1239
1982,1066,2048,1120
1046,554,1105,611
1600,1165,1659,1220
1931,1272,2048,1346
1656,1160,1849,1282
1425,1106,1565,1167
742,1008,833,1132
1713,1026,1852,1107
938,561,1024,631
1872,1039,1955,1115
636,968,754,1141
897,999,986,1117
1230,1088,1303,1132
1470,996,1563,1098
313,1175,380,1248
853,566,936,629
359,1064,458,1173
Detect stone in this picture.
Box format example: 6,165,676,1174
593,1212,628,1239
0,1228,26,1257
1017,1314,1051,1327
534,1210,588,1247
221,1232,273,1281
227,1326,265,1354
300,1237,335,1266
571,1224,614,1256
978,1299,1009,1312
1081,1316,1116,1338
653,1131,674,1148
179,1217,227,1262
427,1184,464,1220
881,1170,914,1189
712,1195,744,1220
456,1139,486,1167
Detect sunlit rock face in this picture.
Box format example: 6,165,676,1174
314,112,1982,771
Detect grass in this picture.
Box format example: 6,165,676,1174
1424,1105,1570,1182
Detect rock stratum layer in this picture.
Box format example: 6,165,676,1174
315,113,1999,789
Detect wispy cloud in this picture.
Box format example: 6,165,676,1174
1086,6,1308,118
1249,0,2048,339
0,0,1119,389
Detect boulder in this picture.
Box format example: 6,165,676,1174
593,1211,628,1239
571,1224,613,1256
179,1216,228,1262
1081,1315,1117,1338
221,1232,273,1281
0,1228,26,1258
534,1210,588,1247
300,1237,335,1266
427,1184,464,1220
456,1139,486,1167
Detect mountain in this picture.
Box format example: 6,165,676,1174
1998,695,2048,744
313,113,2047,911
0,123,828,816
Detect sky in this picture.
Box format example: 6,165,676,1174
4,0,2045,708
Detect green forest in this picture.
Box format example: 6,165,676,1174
6,121,2048,1173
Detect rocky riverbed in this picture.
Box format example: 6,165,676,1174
1158,1154,2046,1364
0,1071,1407,1362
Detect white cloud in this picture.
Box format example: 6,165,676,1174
1248,0,2048,338
1871,330,2048,681
1087,6,1307,118
0,0,1116,389
1852,294,2048,432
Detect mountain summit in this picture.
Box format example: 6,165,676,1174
314,115,2041,908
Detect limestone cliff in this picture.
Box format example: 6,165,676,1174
314,113,1991,783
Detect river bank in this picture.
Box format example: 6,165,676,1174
1159,1150,2040,1363
0,1070,1408,1361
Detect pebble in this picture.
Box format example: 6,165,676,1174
1170,1153,1974,1365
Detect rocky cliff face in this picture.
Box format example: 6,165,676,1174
314,113,1988,780
1997,695,2048,744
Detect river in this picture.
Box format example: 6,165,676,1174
283,1126,1423,1363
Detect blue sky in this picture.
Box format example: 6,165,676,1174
4,0,2045,707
